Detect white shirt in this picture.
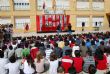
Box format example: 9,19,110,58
5,61,20,74
23,60,35,74
34,58,45,73
15,48,22,58
49,60,59,74
0,58,8,74
72,46,80,57
45,49,53,59
8,49,14,58
12,44,17,49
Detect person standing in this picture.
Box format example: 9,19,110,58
0,29,4,47
68,23,72,34
57,23,61,35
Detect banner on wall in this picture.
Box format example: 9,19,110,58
36,15,70,32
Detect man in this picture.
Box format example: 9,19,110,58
68,23,72,34
57,23,61,35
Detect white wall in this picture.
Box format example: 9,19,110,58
76,17,89,27
0,18,11,24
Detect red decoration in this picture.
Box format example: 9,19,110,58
25,24,29,31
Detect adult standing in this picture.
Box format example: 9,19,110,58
0,29,4,47
68,23,72,34
57,23,61,35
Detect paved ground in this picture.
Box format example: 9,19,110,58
13,30,110,37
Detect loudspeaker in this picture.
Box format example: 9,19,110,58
82,22,85,27
95,22,97,27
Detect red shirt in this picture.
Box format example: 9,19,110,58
73,57,83,73
30,47,39,60
95,55,107,70
69,43,75,48
61,56,73,73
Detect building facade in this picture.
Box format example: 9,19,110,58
0,0,110,33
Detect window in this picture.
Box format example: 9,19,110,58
56,0,70,10
76,0,89,10
15,17,30,29
92,16,104,27
37,0,70,10
76,17,90,27
0,0,10,11
92,0,104,11
14,0,30,10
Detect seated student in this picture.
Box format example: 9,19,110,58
72,50,83,74
22,43,30,58
0,50,9,74
48,52,59,74
94,48,107,74
88,64,97,74
7,45,15,58
61,50,73,73
34,51,45,73
83,50,95,73
57,66,65,74
5,53,21,74
45,45,53,59
22,55,35,74
30,44,39,60
68,66,76,74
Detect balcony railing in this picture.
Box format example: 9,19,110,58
0,6,10,11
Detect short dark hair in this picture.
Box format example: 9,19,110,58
75,50,81,57
0,50,4,58
100,41,104,45
65,49,72,56
9,45,13,50
50,52,57,61
68,66,76,74
54,43,58,47
47,45,50,48
9,53,16,63
88,64,96,74
82,41,85,46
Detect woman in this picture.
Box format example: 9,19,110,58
94,49,107,74
34,51,45,73
22,55,35,74
49,52,59,74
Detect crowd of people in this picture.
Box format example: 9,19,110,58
0,24,13,47
0,31,110,74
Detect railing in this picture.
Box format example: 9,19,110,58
0,6,10,11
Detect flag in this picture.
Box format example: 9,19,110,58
42,0,46,14
43,0,45,10
52,0,56,13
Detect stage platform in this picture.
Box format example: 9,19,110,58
13,30,110,37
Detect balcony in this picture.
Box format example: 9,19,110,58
76,2,90,10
